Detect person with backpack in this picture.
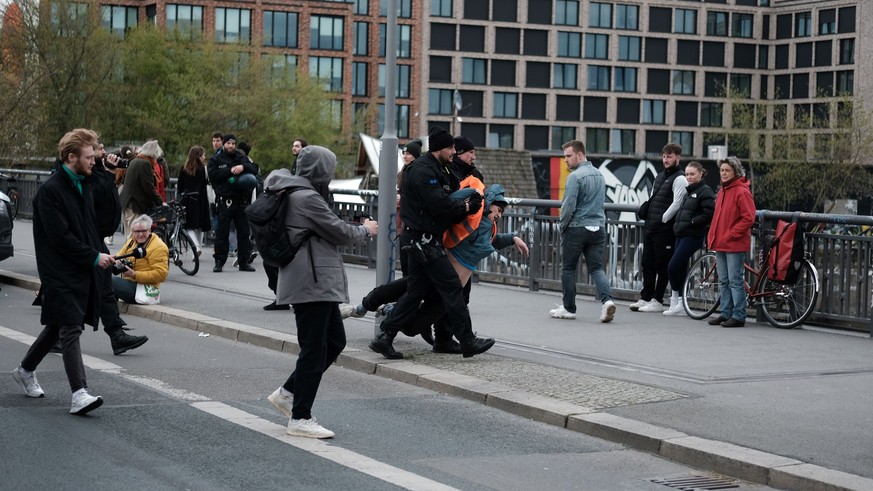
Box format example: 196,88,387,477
264,145,377,439
706,156,756,328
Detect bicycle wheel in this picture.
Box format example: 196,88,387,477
759,260,819,329
7,189,18,220
174,230,199,276
682,252,720,320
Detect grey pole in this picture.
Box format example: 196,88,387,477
374,0,398,335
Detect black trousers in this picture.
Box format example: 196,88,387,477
98,243,125,333
282,302,346,420
640,229,675,303
379,239,473,343
361,277,408,311
264,264,279,294
21,324,87,392
213,196,252,264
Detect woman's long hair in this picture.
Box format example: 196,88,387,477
183,145,205,176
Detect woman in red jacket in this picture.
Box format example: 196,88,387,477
706,157,756,328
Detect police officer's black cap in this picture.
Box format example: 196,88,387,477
428,127,454,152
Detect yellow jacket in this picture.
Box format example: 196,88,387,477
116,234,169,287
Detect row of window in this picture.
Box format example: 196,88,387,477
430,24,855,71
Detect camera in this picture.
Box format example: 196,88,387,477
111,258,133,275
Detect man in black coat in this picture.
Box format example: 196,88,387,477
207,134,258,272
12,128,115,415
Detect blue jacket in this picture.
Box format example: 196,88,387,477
559,161,606,232
447,184,516,271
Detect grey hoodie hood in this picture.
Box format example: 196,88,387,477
264,168,310,192
295,145,336,185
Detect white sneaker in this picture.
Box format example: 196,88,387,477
638,299,665,312
549,305,576,319
339,303,365,319
70,389,103,415
268,388,293,417
600,300,616,323
286,417,335,439
232,256,239,267
629,299,647,311
12,367,44,398
663,302,687,316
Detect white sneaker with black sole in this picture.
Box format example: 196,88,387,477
600,300,616,323
286,417,335,439
548,305,576,319
12,366,44,398
70,389,103,415
629,299,647,311
638,299,665,312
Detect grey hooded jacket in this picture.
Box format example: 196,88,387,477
264,146,370,305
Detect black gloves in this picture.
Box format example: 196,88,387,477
467,192,483,215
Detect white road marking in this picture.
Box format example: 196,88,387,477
0,325,460,491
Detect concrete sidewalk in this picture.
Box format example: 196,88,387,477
2,219,872,490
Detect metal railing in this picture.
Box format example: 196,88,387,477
4,168,872,332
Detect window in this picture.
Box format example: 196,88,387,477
430,23,456,50
587,65,610,90
556,0,579,26
707,12,728,36
586,128,609,154
265,54,297,86
819,9,836,35
616,98,638,124
380,0,412,18
701,103,723,127
730,74,752,96
671,132,693,155
494,92,518,118
839,7,856,34
166,4,203,40
647,69,670,94
611,129,635,154
732,13,753,38
352,62,367,96
429,89,453,115
309,56,343,92
616,4,638,30
378,64,410,98
527,0,552,25
618,36,640,61
489,125,514,149
379,24,412,58
524,94,547,119
614,67,637,92
795,12,811,37
353,0,369,15
432,0,452,17
526,61,550,88
215,8,251,44
377,105,410,138
430,56,452,82
840,39,855,65
462,0,489,20
557,32,581,57
526,126,549,151
352,21,367,55
495,28,520,55
675,9,697,34
646,38,668,63
554,63,578,89
102,6,137,39
311,16,343,50
675,102,698,126
584,96,608,122
585,34,608,59
462,58,487,84
552,127,576,149
263,11,298,48
51,2,88,36
525,29,548,56
672,70,695,95
491,60,516,86
556,95,581,121
649,7,671,33
460,25,485,52
642,100,665,124
589,3,612,28
836,70,853,94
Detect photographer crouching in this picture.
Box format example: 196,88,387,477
112,214,169,304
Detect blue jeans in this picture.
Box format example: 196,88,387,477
561,227,613,313
715,251,747,321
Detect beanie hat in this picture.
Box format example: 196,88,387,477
222,134,237,144
454,136,475,155
403,139,423,159
427,127,454,152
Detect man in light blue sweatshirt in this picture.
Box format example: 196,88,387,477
550,140,616,323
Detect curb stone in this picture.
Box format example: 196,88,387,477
2,269,872,491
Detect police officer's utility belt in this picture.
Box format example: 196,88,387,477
403,228,442,247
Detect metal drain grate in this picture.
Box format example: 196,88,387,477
649,475,740,490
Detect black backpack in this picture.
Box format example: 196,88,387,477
245,186,309,268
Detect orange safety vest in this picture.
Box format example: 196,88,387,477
443,176,485,249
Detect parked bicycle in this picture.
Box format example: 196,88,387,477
682,239,820,329
0,173,20,220
149,193,199,276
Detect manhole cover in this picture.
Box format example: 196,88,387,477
649,475,740,490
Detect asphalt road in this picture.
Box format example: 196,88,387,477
0,283,771,490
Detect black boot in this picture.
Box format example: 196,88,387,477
459,336,495,358
369,330,403,359
108,329,149,356
238,262,256,272
432,331,460,354
213,260,225,273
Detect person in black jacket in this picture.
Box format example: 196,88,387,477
663,161,716,316
369,127,494,360
12,129,114,415
207,134,258,272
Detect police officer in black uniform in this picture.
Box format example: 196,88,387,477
369,127,495,360
207,134,258,272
